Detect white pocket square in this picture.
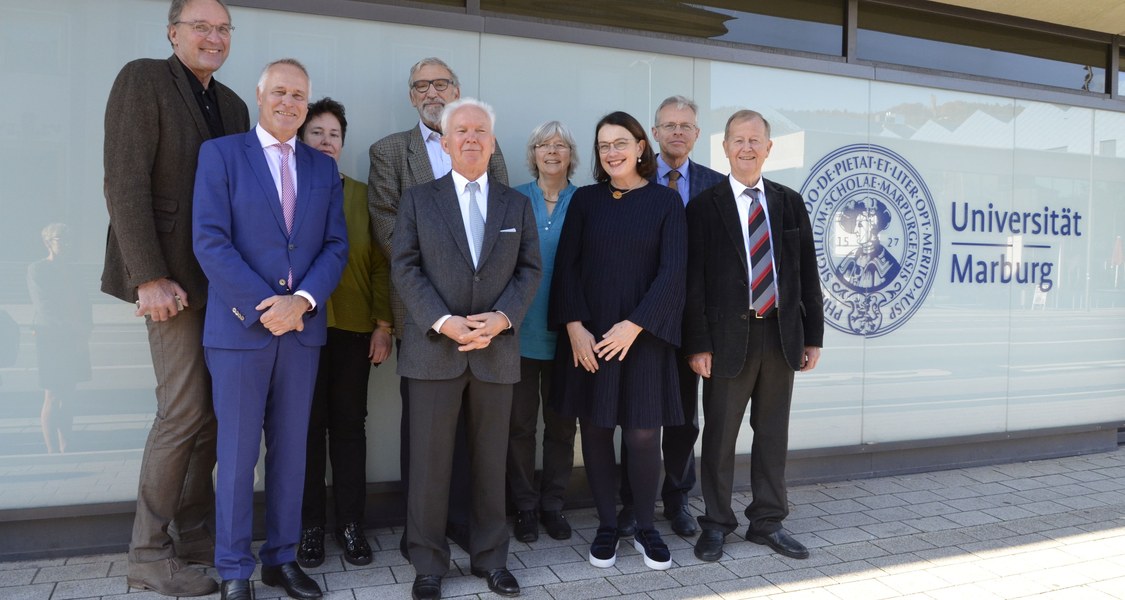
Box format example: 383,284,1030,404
500,228,517,233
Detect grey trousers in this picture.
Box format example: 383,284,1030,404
130,308,217,563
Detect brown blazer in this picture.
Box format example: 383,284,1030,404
367,124,508,335
101,55,250,304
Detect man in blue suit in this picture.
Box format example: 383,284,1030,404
193,58,348,600
619,95,726,539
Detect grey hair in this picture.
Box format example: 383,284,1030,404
723,109,772,140
167,0,231,46
439,97,496,135
41,222,68,244
407,57,460,90
525,120,579,179
256,58,311,98
654,95,699,125
168,0,230,24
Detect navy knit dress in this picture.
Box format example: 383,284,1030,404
549,182,687,429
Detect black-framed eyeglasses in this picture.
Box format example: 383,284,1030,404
174,21,234,38
411,78,453,93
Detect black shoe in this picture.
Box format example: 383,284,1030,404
470,567,520,597
220,579,253,600
296,526,324,569
513,510,538,543
615,506,637,538
632,528,671,570
399,531,410,562
665,505,698,537
445,522,471,553
745,528,809,559
540,510,572,540
260,561,322,600
411,575,442,600
334,522,373,566
694,529,725,562
588,526,619,568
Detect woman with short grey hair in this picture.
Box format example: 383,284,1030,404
507,120,580,544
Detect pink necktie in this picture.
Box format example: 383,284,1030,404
276,143,295,288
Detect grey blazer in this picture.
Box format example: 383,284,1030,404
390,173,541,384
368,124,508,335
101,55,250,303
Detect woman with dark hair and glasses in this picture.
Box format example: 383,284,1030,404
550,111,686,571
295,97,393,569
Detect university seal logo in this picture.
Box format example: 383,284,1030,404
800,144,939,337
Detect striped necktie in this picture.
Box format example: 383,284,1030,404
747,188,776,316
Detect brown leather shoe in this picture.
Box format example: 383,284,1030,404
127,557,218,596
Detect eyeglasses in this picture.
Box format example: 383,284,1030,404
175,21,234,38
534,142,570,153
411,78,453,93
596,139,636,154
657,122,697,133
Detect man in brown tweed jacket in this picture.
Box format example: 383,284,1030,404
101,0,248,595
367,57,506,559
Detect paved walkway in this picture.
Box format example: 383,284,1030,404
2,446,1124,600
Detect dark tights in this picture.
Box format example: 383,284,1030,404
580,420,660,531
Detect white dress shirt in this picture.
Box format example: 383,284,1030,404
419,120,452,179
728,174,778,307
254,124,316,308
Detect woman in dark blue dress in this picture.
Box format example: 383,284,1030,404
550,111,686,571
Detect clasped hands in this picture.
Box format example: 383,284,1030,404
567,319,642,373
440,312,509,352
256,295,310,336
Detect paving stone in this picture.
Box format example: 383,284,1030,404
870,535,935,554
30,562,109,584
762,566,834,591
515,545,586,568
821,511,880,528
858,520,923,539
50,576,128,599
810,499,868,514
821,577,900,599
823,541,889,562
0,582,54,600
542,577,625,600
906,500,959,517
667,562,738,586
875,569,950,594
944,509,1001,527
863,506,919,522
853,494,910,510
0,569,37,587
815,527,875,545
901,516,961,532
322,566,395,590
549,560,621,582
705,574,779,598
606,570,680,594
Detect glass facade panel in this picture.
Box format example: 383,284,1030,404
482,0,843,56
858,3,1107,93
861,84,1016,442
1,0,1123,515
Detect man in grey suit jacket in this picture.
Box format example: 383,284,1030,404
101,0,248,595
391,98,540,600
367,57,507,556
620,95,728,539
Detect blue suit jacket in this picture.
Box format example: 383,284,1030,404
651,156,726,205
193,129,349,350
